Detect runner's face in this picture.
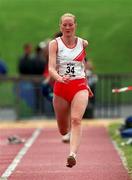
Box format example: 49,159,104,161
60,17,76,37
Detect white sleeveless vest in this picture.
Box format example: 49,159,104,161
56,37,86,79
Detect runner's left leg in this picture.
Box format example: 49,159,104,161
67,90,88,167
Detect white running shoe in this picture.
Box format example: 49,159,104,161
62,132,70,143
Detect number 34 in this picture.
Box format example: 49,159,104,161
66,65,75,74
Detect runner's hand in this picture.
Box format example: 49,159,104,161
57,75,70,83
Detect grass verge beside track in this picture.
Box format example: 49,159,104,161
108,122,132,178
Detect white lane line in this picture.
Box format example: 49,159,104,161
1,128,42,179
112,140,128,171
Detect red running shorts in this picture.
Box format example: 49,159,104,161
53,78,93,103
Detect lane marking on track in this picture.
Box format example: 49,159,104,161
1,128,42,179
112,140,128,171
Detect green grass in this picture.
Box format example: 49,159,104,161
108,122,132,176
0,0,132,75
0,82,15,106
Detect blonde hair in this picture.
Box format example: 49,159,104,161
60,13,76,24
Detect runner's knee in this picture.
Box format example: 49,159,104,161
71,117,81,127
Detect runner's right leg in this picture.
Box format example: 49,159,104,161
53,94,71,135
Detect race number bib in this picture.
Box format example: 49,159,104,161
65,63,75,77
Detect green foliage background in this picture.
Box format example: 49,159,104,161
0,0,132,75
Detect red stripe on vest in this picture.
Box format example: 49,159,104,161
73,49,86,61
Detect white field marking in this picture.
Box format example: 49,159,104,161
112,141,128,171
1,128,42,179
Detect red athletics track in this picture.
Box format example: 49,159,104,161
0,128,35,177
0,122,131,180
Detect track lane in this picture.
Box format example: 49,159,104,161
6,126,131,180
0,128,36,177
